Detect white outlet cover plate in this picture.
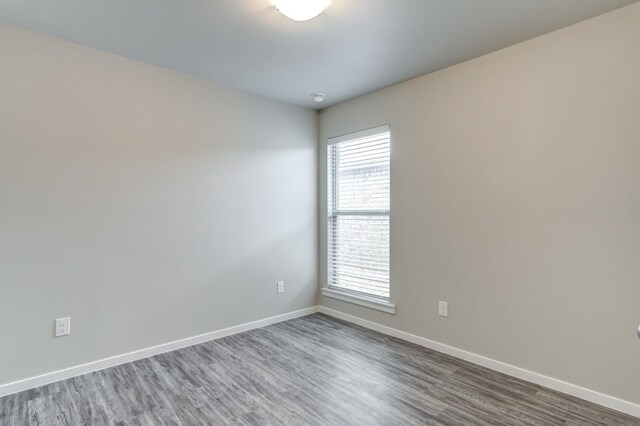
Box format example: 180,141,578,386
438,301,448,317
55,317,71,337
277,281,284,294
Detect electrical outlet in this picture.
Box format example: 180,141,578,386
438,301,448,317
55,317,71,337
277,281,285,294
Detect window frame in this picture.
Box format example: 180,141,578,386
325,125,393,312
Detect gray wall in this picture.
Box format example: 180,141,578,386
319,3,640,404
0,23,317,385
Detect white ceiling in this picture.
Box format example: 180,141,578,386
0,0,637,109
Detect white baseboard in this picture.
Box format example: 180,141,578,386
3,305,638,419
318,306,640,419
0,306,319,398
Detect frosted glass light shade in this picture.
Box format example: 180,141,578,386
272,0,331,21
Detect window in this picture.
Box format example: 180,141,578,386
327,125,390,299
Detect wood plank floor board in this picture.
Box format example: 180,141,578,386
1,313,638,425
435,370,562,423
0,389,28,420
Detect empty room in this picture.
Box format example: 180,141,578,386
1,0,639,424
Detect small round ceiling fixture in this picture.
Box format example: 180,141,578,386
311,93,326,103
272,0,331,22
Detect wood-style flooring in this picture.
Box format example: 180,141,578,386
0,313,637,425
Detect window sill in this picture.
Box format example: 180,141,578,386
321,287,396,315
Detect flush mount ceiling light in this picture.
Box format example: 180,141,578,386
272,0,331,22
311,93,326,103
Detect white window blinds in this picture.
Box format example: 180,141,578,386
327,125,390,299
